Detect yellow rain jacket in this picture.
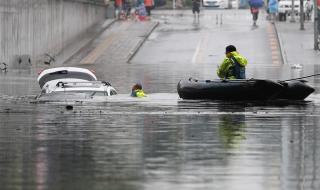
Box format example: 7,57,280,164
132,89,147,97
217,51,248,79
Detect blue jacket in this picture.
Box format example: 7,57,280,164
268,0,278,13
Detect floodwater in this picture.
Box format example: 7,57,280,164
1,10,320,190
1,68,320,190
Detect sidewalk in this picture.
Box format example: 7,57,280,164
275,21,320,66
63,19,159,65
52,19,116,67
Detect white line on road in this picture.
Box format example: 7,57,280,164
192,31,209,64
192,40,202,64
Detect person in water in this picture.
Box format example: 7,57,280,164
217,45,248,79
131,83,147,97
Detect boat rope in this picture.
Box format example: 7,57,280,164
280,73,320,82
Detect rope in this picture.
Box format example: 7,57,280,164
189,73,320,83
189,73,320,82
280,73,320,82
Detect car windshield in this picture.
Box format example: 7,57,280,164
90,92,109,96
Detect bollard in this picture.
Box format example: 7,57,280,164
216,14,218,25
220,14,223,25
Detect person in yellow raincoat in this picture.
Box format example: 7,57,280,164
217,45,248,79
131,83,147,97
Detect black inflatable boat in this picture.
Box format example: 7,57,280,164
276,80,315,100
177,78,315,101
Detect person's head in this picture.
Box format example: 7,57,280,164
132,83,142,91
225,45,237,57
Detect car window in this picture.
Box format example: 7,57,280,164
110,90,117,96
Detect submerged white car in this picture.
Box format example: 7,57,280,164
36,67,117,101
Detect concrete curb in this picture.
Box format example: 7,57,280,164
273,22,287,65
127,21,160,63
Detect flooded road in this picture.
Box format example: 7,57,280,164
1,95,320,190
1,9,320,190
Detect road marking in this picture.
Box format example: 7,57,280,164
270,40,277,45
269,38,277,42
271,45,278,50
80,33,117,64
267,23,283,65
192,31,209,64
192,40,202,64
80,22,132,64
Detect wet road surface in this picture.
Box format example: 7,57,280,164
1,9,320,190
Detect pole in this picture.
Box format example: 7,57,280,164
300,0,305,29
314,0,319,50
290,0,296,22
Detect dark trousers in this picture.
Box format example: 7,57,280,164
279,13,286,21
146,6,152,16
252,12,258,21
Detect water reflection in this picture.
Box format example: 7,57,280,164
212,103,247,149
0,69,39,96
0,96,320,189
281,115,320,190
218,114,246,149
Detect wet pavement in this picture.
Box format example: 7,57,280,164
275,21,320,66
64,21,159,65
1,9,320,190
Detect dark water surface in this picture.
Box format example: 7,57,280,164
1,85,320,190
